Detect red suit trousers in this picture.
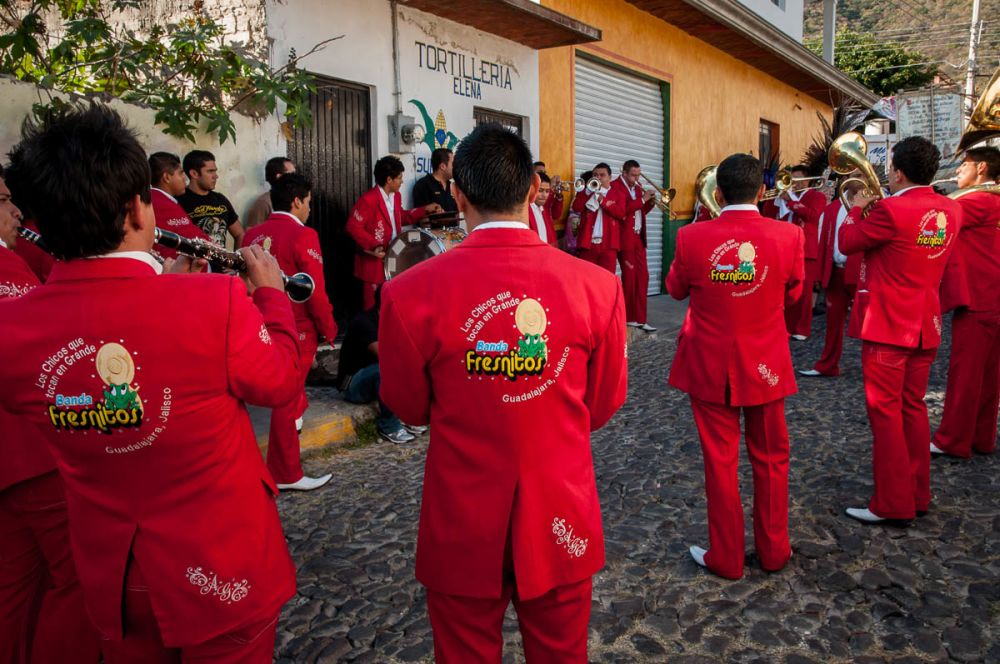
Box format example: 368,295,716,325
619,244,649,324
689,396,791,579
101,559,278,663
361,280,380,311
785,258,817,337
426,577,592,664
933,309,1000,457
813,266,855,376
0,471,99,664
577,246,617,273
861,341,937,519
266,330,317,484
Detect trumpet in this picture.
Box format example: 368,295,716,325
583,177,601,194
638,172,677,217
828,132,884,217
553,180,575,193
760,170,829,200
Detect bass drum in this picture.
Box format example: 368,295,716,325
383,226,467,281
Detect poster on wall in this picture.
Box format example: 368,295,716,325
896,87,963,162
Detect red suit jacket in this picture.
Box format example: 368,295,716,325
11,218,55,283
243,211,338,342
666,207,805,406
151,188,211,259
816,199,862,288
544,188,565,227
761,188,826,261
0,247,55,491
839,186,963,348
570,185,627,251
346,186,428,284
0,258,301,647
379,227,627,601
611,176,655,251
528,203,558,247
939,191,1000,313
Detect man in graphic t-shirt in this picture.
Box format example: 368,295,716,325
177,149,244,248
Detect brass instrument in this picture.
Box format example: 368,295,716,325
760,169,828,201
694,165,721,218
553,180,575,193
573,177,587,192
948,182,1000,200
15,226,315,303
638,172,677,217
956,64,1000,154
828,132,884,216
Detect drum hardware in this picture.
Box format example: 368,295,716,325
383,225,468,281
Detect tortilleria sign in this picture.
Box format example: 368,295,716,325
415,41,514,99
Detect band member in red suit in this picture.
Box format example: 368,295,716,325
761,165,827,339
528,172,558,247
666,153,804,580
380,124,627,662
931,146,1000,459
838,136,962,524
613,160,657,331
0,106,302,661
148,152,212,260
3,148,55,282
346,156,441,310
799,179,864,377
0,167,100,664
571,162,626,273
692,201,715,223
563,170,592,255
531,162,566,228
243,174,335,491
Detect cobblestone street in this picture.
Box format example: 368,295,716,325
275,312,1000,663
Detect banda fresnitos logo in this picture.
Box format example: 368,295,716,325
465,298,548,381
916,211,948,248
709,240,757,284
47,342,144,433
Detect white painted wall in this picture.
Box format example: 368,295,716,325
266,0,540,205
735,0,804,42
0,76,284,230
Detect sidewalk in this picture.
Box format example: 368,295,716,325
251,295,688,452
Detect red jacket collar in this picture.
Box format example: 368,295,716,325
46,256,159,284
459,227,546,248
715,209,767,223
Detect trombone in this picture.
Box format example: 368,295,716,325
760,169,828,201
638,172,677,217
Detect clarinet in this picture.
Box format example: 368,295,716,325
15,226,315,304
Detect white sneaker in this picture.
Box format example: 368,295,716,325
640,323,657,332
403,424,428,435
791,334,808,341
380,428,416,444
845,507,885,523
277,474,332,491
627,321,641,328
295,417,304,434
930,442,947,455
798,369,823,377
689,545,708,568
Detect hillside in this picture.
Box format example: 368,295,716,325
803,0,1000,95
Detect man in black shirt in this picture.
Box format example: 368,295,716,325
336,293,415,444
177,149,244,247
411,148,457,213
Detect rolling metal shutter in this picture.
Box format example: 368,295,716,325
574,56,666,295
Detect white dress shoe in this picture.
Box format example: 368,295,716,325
798,369,824,377
930,442,947,455
640,323,657,332
295,416,304,434
689,545,708,568
627,321,641,328
791,334,808,341
845,507,886,523
277,474,332,491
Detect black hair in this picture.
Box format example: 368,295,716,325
965,146,1000,180
622,159,640,172
789,163,809,175
270,173,312,213
431,148,453,172
452,123,533,216
2,145,34,218
538,172,551,184
891,136,939,185
580,170,593,181
148,152,181,187
373,155,405,187
182,149,216,178
716,153,763,205
533,161,546,169
593,162,612,176
15,104,151,259
265,156,293,186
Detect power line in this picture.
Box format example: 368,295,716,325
830,22,1000,42
843,59,959,74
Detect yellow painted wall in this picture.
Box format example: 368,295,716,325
540,0,832,216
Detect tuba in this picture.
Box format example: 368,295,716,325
694,165,721,218
956,64,1000,154
828,132,884,216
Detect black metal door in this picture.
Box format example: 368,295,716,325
288,75,372,331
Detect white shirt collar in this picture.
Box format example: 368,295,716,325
721,204,759,213
472,221,530,232
892,185,927,197
0,238,7,249
271,210,304,226
379,186,394,202
87,251,164,275
151,187,177,204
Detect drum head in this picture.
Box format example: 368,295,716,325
384,227,443,281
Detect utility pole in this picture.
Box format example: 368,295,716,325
822,0,838,65
964,0,982,117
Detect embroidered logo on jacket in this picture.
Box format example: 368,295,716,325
552,517,588,558
465,297,548,381
916,211,948,248
708,240,766,296
757,363,780,387
0,280,35,298
185,566,251,604
45,342,143,434
307,248,323,264
259,325,272,346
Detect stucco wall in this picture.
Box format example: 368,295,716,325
539,0,831,215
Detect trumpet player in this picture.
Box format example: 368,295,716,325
571,163,626,273
613,160,657,331
762,165,826,340
839,136,963,525
932,146,1000,459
